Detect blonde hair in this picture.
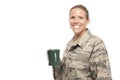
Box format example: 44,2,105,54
70,4,89,19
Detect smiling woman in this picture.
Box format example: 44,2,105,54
69,5,90,41
52,4,112,80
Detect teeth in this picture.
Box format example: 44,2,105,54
74,26,79,29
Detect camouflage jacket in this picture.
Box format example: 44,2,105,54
53,29,112,80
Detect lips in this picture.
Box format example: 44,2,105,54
74,25,80,29
74,25,79,28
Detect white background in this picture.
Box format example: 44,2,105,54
0,0,120,80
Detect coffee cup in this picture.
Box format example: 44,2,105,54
47,49,60,66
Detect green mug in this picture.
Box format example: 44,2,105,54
47,49,60,66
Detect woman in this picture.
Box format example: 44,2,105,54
53,4,112,80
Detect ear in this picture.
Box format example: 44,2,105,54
87,19,90,25
68,17,70,21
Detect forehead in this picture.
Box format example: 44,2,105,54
70,8,86,15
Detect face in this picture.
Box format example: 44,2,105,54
69,8,90,35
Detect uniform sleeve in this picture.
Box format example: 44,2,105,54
52,62,62,80
89,39,112,80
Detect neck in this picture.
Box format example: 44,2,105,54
74,29,87,41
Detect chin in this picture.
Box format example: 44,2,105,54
74,31,80,35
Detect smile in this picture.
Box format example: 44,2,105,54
74,26,80,29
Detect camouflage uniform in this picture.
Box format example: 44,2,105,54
53,29,112,80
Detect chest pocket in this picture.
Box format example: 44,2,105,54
66,45,92,69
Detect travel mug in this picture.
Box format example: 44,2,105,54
47,49,60,66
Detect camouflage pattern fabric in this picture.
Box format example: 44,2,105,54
53,29,112,80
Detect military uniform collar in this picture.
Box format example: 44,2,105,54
67,29,91,51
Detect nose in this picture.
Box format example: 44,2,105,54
74,18,79,24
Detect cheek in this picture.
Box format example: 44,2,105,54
80,21,88,26
80,20,86,24
69,19,88,26
70,22,77,27
69,20,73,25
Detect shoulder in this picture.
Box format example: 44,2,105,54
89,33,107,51
89,32,104,45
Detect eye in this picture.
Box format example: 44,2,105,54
70,16,75,19
79,16,83,19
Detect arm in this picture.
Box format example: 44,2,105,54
52,62,62,80
89,39,112,80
